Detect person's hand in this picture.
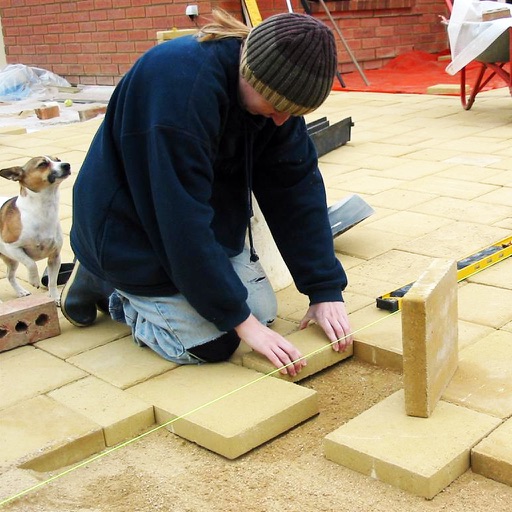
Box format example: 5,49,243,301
299,301,353,352
235,314,306,376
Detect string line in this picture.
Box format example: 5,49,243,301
0,309,399,507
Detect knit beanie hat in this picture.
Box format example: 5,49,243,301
240,13,337,116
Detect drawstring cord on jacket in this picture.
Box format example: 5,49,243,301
245,129,259,262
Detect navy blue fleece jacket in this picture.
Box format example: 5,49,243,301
70,35,347,332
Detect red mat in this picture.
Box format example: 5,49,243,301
333,50,509,95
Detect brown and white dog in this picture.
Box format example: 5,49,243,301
0,156,71,304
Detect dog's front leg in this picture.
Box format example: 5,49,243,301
46,252,62,305
0,248,38,297
25,259,41,291
1,257,31,297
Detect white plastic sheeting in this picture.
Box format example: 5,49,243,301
446,0,512,75
0,64,71,101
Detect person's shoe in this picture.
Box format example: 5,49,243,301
41,262,75,287
60,261,114,327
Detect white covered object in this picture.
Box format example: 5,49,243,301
446,0,512,75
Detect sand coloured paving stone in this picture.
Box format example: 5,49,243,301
402,258,458,418
128,362,318,459
472,417,512,487
0,346,86,410
36,314,131,359
458,283,512,328
0,395,105,470
67,336,177,389
242,323,352,382
442,330,512,418
48,376,155,446
324,390,501,499
349,305,403,371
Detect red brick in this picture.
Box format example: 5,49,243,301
78,21,96,32
0,296,60,353
115,41,135,53
114,19,133,30
126,6,146,18
92,32,112,43
35,103,60,120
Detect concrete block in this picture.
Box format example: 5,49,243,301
67,336,177,389
402,259,458,418
48,376,155,446
242,323,352,382
472,417,512,487
77,104,107,122
35,102,60,120
128,362,318,459
0,346,86,410
426,84,468,95
0,395,104,470
442,330,512,418
0,295,60,352
324,390,501,499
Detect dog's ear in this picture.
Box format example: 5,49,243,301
0,167,23,182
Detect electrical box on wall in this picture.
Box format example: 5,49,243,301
186,5,199,19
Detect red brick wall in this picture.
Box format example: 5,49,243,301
0,0,449,85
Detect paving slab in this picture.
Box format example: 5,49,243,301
342,290,374,313
275,284,310,320
442,330,512,418
334,226,410,260
472,417,512,487
348,250,436,287
411,196,512,224
366,211,453,238
48,376,155,446
36,314,131,359
458,283,512,329
368,189,437,210
458,320,495,351
476,185,512,207
402,259,458,418
128,362,318,459
396,222,510,260
349,305,403,371
0,395,105,471
324,390,501,499
367,158,451,180
67,337,177,389
242,323,353,382
0,346,86,410
467,256,512,289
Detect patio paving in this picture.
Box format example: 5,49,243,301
1,86,512,501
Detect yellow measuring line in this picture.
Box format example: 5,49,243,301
0,311,398,508
376,235,512,312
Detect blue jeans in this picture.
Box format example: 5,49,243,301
109,248,277,365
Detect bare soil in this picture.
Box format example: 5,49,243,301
2,358,512,511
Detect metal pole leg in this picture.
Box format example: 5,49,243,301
317,0,370,86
